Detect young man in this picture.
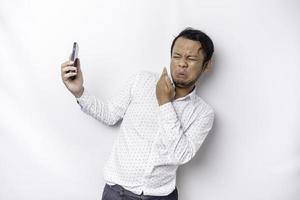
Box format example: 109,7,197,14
61,27,215,200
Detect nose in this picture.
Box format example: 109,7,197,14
178,57,188,68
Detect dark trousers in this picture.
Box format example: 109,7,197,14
101,183,178,200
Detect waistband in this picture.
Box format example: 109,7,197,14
106,183,177,200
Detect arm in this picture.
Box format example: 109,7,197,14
76,73,138,126
157,102,214,165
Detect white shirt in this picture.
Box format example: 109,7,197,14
76,71,214,196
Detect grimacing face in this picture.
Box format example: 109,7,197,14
170,37,207,88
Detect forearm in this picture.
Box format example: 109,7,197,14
157,102,214,165
157,102,194,164
76,89,121,125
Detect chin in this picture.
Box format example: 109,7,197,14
174,82,190,88
174,79,196,88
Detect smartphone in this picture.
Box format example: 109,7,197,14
69,42,79,80
70,42,79,61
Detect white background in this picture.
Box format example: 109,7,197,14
0,0,299,199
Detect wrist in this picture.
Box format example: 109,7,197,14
158,98,170,106
74,87,84,98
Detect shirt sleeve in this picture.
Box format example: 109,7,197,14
75,72,139,126
157,102,215,165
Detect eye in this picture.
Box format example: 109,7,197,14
188,58,198,61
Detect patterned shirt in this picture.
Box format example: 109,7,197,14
76,71,214,196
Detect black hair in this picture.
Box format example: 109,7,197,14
170,27,214,64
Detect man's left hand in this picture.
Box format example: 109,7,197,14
156,67,175,106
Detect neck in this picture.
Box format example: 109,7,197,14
174,85,195,100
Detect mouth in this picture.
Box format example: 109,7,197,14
176,72,187,78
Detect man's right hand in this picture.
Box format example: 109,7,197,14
61,58,84,98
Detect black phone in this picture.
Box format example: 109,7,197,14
70,42,79,61
69,42,79,80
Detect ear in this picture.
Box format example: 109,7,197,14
202,59,213,73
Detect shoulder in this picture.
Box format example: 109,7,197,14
132,70,160,84
193,94,215,118
128,70,159,94
136,70,159,79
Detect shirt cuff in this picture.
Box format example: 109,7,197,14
75,88,89,107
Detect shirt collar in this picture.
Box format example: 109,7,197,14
173,85,197,103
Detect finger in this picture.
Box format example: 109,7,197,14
162,67,173,86
163,67,167,76
162,67,168,79
75,58,81,71
62,66,77,74
61,60,74,68
159,67,167,80
164,76,172,91
63,72,77,80
61,60,70,67
164,75,173,87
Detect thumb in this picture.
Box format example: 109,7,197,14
163,67,167,75
75,58,81,71
160,66,167,78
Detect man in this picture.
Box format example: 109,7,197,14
61,27,215,200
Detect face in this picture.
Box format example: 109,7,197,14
170,37,207,88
